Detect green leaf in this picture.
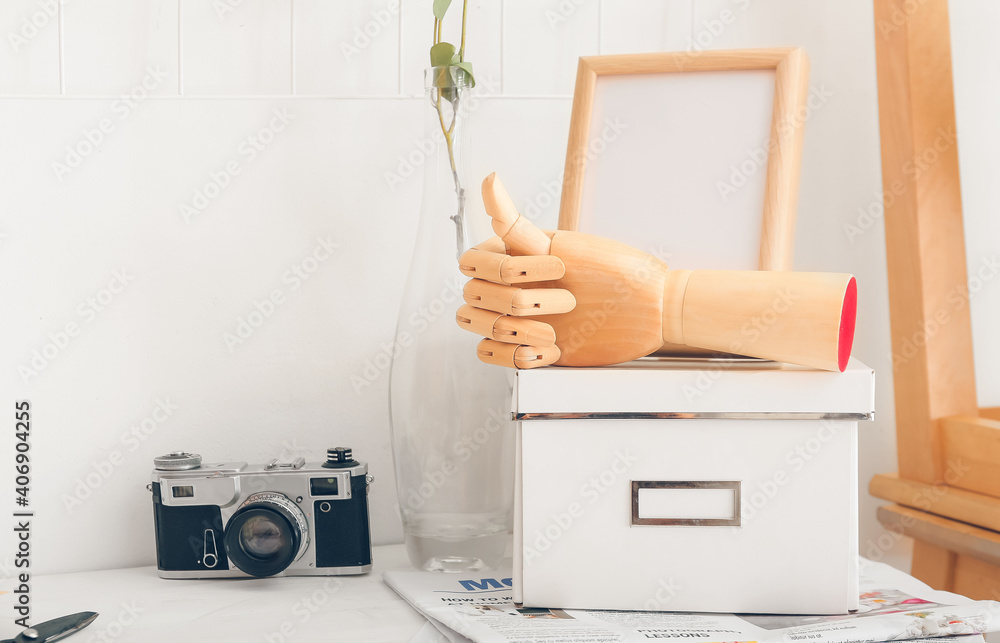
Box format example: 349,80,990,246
432,0,453,20
452,61,476,87
430,42,456,67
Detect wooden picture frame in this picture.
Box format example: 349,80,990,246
558,48,809,271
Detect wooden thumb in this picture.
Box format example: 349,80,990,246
481,173,552,256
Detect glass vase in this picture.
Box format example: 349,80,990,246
388,67,514,572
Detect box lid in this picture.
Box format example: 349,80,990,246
513,357,874,420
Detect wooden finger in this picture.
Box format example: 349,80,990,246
456,305,556,346
471,237,506,253
481,173,552,256
476,339,561,369
463,280,576,316
459,248,565,284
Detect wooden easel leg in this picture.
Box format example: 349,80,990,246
911,540,957,590
951,556,1000,600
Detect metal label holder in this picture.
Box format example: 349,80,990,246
631,480,742,527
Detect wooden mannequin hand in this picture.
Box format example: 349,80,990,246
456,173,858,372
456,173,671,368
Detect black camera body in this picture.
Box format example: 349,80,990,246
150,448,372,578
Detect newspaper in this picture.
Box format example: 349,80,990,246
385,558,999,643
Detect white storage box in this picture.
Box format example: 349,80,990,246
513,358,874,615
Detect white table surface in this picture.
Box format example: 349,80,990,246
1,543,426,642
5,548,996,643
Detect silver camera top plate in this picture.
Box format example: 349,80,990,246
153,460,367,509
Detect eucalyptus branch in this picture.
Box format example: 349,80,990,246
459,0,468,60
428,0,472,254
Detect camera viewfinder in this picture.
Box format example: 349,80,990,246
310,478,339,496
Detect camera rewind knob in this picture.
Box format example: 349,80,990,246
153,452,203,471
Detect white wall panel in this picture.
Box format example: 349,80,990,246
503,0,599,95
0,0,61,94
601,0,692,54
62,0,179,95
0,97,422,572
294,0,400,96
950,0,1000,408
2,0,987,578
180,0,291,95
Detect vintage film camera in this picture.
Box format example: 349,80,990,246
149,447,372,578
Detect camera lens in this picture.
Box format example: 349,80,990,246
240,516,285,558
224,492,309,577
